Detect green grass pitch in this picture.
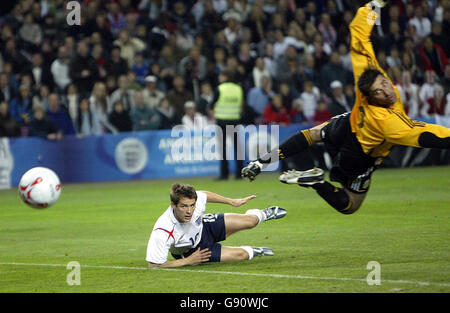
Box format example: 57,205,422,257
0,166,449,293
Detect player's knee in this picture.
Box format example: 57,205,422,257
247,215,259,229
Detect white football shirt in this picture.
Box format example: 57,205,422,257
146,191,207,264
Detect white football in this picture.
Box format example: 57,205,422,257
18,167,61,209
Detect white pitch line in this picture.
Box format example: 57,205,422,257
1,262,449,288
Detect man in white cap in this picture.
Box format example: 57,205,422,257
329,80,352,116
181,100,208,129
142,75,164,109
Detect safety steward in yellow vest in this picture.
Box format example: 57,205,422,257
212,70,245,180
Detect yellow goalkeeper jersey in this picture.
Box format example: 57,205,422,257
349,3,450,158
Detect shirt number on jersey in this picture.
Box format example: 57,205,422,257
189,232,200,246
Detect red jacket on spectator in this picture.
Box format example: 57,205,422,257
263,97,296,126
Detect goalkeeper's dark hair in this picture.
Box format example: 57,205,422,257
357,67,384,98
170,183,197,205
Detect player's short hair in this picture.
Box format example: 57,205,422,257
170,183,197,205
357,67,384,99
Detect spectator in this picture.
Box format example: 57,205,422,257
69,40,99,95
76,98,94,137
18,13,42,50
400,71,420,119
328,80,352,116
430,22,448,57
0,100,20,137
109,75,135,112
247,75,274,123
385,21,405,53
51,46,72,92
182,101,208,129
252,57,270,89
166,74,194,119
178,46,208,82
319,51,349,94
338,43,352,73
223,14,242,46
157,97,179,129
142,75,165,109
317,13,337,48
387,47,402,69
263,93,295,126
107,2,127,37
46,93,76,136
131,91,161,131
2,38,29,75
213,47,228,75
28,107,62,140
262,43,277,78
64,84,80,124
32,85,50,111
0,72,14,103
104,45,129,79
313,100,332,125
25,53,54,92
197,81,215,118
87,13,113,47
408,5,432,39
89,82,117,135
108,100,133,132
9,84,33,124
276,45,303,84
113,29,146,67
92,43,107,80
419,37,448,78
131,52,149,85
298,80,320,122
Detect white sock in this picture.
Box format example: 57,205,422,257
245,209,266,224
240,246,254,260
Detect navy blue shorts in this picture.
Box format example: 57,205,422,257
171,213,226,262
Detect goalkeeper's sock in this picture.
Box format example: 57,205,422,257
310,181,354,214
258,129,314,164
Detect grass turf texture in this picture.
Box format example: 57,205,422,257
0,166,449,293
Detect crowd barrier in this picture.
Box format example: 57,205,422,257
1,117,449,189
0,124,306,189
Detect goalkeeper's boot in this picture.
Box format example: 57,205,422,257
252,247,274,257
241,160,263,181
263,206,287,221
279,167,325,187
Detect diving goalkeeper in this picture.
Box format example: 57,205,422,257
241,0,450,215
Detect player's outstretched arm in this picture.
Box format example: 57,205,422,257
198,190,256,207
383,114,450,149
349,1,388,81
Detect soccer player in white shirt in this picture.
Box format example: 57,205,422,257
146,183,286,267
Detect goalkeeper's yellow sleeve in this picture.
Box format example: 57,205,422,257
382,111,450,149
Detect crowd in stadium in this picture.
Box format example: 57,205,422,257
0,0,449,140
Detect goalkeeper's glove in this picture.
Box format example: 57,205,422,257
241,160,263,182
372,0,388,7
